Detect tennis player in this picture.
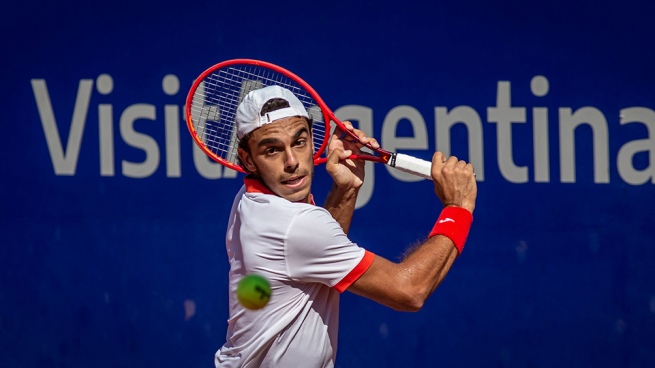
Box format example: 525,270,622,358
215,86,477,367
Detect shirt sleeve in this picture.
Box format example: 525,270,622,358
284,206,374,289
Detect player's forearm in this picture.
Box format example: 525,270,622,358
377,237,458,311
398,235,459,307
348,235,459,312
398,206,473,303
323,184,359,234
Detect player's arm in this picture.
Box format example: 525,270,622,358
347,152,477,311
323,180,359,234
348,235,459,312
322,122,379,234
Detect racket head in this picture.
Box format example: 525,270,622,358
185,59,332,173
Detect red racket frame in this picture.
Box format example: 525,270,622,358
185,59,392,173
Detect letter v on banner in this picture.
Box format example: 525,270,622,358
31,79,93,175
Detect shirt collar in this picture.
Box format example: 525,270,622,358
244,176,274,195
243,176,315,205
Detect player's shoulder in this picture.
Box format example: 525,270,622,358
285,200,334,226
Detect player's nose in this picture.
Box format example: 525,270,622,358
284,148,299,171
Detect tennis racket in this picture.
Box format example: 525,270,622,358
185,59,432,179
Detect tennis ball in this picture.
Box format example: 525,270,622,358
237,274,271,310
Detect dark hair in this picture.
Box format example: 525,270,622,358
237,98,313,171
260,98,291,115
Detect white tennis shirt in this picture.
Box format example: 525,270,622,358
215,178,375,368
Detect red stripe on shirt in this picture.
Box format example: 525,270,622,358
334,250,375,293
244,177,274,195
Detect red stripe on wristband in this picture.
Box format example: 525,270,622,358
429,207,473,255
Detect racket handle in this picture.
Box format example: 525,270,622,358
389,153,432,180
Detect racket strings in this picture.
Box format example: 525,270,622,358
190,64,327,165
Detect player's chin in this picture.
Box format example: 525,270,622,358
278,176,312,202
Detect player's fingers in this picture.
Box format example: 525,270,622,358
349,128,366,144
432,152,446,176
339,127,380,152
332,121,354,137
327,148,352,165
433,152,446,165
357,135,380,150
446,155,459,165
332,126,343,138
344,125,379,149
464,163,478,180
442,155,459,172
334,122,360,144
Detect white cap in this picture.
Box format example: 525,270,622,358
235,85,309,139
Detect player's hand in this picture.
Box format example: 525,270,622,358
431,152,477,214
325,121,380,190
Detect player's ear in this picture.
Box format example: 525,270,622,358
237,147,257,174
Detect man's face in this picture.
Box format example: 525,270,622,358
238,116,314,203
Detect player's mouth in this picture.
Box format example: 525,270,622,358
281,175,306,188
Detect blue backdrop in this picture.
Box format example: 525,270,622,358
1,0,654,367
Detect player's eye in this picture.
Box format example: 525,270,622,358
294,138,307,147
264,147,279,155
